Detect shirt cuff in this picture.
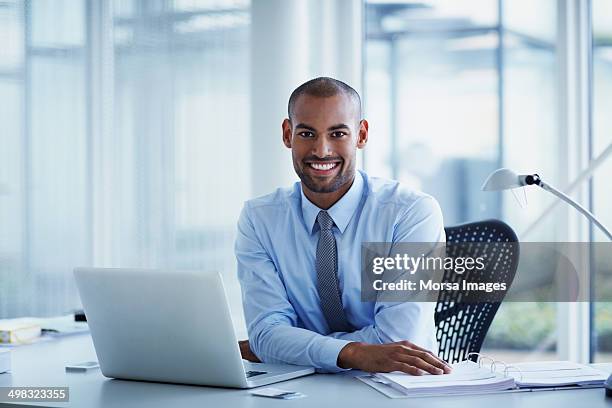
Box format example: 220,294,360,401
314,337,353,373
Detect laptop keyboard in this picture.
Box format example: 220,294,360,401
246,370,267,378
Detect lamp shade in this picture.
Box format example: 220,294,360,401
481,168,525,191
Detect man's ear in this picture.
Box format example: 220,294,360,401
357,119,369,149
282,118,292,148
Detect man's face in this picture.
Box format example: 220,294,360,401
282,93,368,194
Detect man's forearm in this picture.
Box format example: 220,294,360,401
250,322,351,372
328,324,386,344
329,301,438,352
242,328,451,375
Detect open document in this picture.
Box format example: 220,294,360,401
358,360,607,398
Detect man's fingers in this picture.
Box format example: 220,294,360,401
395,354,443,375
391,362,425,376
410,349,451,373
397,342,452,372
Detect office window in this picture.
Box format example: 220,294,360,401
0,0,250,334
0,0,89,317
592,0,612,362
0,1,24,314
483,0,559,362
365,0,500,224
364,0,559,361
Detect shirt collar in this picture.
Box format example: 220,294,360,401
300,171,364,235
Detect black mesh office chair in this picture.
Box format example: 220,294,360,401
435,219,519,363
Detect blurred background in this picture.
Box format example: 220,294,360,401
0,0,610,363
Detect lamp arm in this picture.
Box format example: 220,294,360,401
519,142,612,239
537,180,612,240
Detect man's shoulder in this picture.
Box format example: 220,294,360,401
364,173,439,211
243,182,299,212
363,173,444,240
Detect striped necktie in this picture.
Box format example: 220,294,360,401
315,210,353,333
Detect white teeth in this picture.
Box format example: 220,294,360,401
310,163,337,171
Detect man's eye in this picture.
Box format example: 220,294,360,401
299,131,314,138
331,131,347,138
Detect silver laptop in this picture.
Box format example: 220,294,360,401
73,267,314,388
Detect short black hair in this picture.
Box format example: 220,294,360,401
288,77,362,120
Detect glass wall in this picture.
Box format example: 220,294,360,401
365,0,501,225
0,0,251,335
364,0,559,361
488,0,559,362
0,0,89,317
592,0,612,362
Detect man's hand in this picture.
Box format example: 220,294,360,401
239,340,261,363
337,341,452,375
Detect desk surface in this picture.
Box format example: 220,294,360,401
1,334,612,408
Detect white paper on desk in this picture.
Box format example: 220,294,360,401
510,361,596,372
506,361,607,387
378,364,494,385
358,375,525,399
374,361,515,396
0,335,52,348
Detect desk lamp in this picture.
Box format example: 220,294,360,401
482,168,612,240
483,168,612,395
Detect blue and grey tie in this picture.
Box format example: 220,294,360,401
316,210,353,333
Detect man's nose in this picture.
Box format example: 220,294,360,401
312,136,332,158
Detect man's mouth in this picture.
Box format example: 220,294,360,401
305,161,341,175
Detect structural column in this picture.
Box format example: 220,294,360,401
250,0,363,197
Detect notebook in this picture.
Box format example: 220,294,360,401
359,353,608,398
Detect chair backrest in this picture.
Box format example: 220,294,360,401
435,219,519,363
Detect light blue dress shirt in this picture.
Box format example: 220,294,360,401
235,170,445,372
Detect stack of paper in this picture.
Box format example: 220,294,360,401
0,319,41,344
509,361,607,387
362,360,608,398
372,361,515,397
0,315,88,346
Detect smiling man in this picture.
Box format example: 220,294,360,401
235,77,451,375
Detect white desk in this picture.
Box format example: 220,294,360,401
1,334,612,407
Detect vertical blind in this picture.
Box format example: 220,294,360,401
0,0,250,330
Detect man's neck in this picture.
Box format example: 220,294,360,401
302,174,356,210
